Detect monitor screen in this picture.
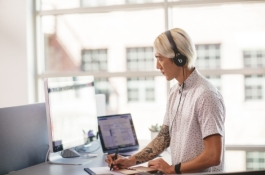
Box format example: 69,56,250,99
98,114,139,154
44,76,97,153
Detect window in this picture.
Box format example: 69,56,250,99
246,152,265,170
126,47,154,71
245,75,265,100
36,1,265,171
127,77,155,102
243,50,265,68
205,75,222,92
195,44,221,69
81,49,108,71
146,88,155,101
126,0,158,4
127,88,139,102
81,0,108,7
94,78,110,104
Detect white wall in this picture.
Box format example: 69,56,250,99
0,0,33,108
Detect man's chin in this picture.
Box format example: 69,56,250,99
165,76,173,81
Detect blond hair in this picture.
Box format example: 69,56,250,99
154,28,196,68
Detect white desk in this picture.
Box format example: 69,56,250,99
8,140,171,175
7,140,265,175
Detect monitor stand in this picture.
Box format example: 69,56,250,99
61,148,80,158
79,140,100,153
48,148,91,165
48,140,100,165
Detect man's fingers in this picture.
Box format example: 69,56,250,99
148,160,155,167
117,164,127,169
113,157,124,164
105,154,116,166
112,159,128,169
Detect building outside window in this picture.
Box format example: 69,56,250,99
146,87,155,101
246,152,265,170
245,75,264,100
81,49,108,72
94,78,111,105
126,47,155,102
127,77,155,102
126,47,154,71
205,75,222,92
196,44,221,69
127,88,139,102
243,50,265,101
243,50,265,68
81,50,111,106
196,44,222,92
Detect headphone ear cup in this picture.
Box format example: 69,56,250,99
173,54,187,67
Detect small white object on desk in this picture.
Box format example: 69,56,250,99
84,154,98,157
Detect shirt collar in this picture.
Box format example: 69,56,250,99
183,67,200,90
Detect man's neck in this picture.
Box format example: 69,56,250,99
177,67,195,85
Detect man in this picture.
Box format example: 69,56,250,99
106,28,225,174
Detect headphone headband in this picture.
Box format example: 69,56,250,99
165,30,179,56
164,30,187,67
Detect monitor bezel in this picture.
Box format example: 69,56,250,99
44,78,54,153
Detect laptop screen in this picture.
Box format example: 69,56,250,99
98,113,139,154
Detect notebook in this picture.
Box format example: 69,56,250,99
97,113,139,155
114,166,157,175
89,166,158,175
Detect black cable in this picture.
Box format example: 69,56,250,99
169,84,184,137
169,67,185,137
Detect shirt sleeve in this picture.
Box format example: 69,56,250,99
196,91,226,138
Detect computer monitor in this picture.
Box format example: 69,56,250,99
44,76,99,163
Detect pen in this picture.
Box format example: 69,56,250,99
110,148,119,171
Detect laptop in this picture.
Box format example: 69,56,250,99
97,113,139,156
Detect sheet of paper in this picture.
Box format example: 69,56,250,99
90,167,124,175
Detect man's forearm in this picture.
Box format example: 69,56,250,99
179,134,223,173
133,125,170,164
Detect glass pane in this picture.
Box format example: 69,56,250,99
245,75,265,101
170,2,265,150
39,8,166,140
243,49,265,68
41,9,164,72
81,49,108,72
123,76,167,139
39,76,167,140
40,0,164,10
171,3,265,70
195,44,221,69
246,151,265,170
225,150,246,172
126,47,155,71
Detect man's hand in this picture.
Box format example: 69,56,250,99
148,158,175,174
105,154,136,170
105,125,171,169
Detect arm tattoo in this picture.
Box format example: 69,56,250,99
135,125,170,164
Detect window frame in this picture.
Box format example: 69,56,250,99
35,0,265,102
34,0,265,170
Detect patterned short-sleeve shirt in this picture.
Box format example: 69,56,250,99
163,68,226,172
